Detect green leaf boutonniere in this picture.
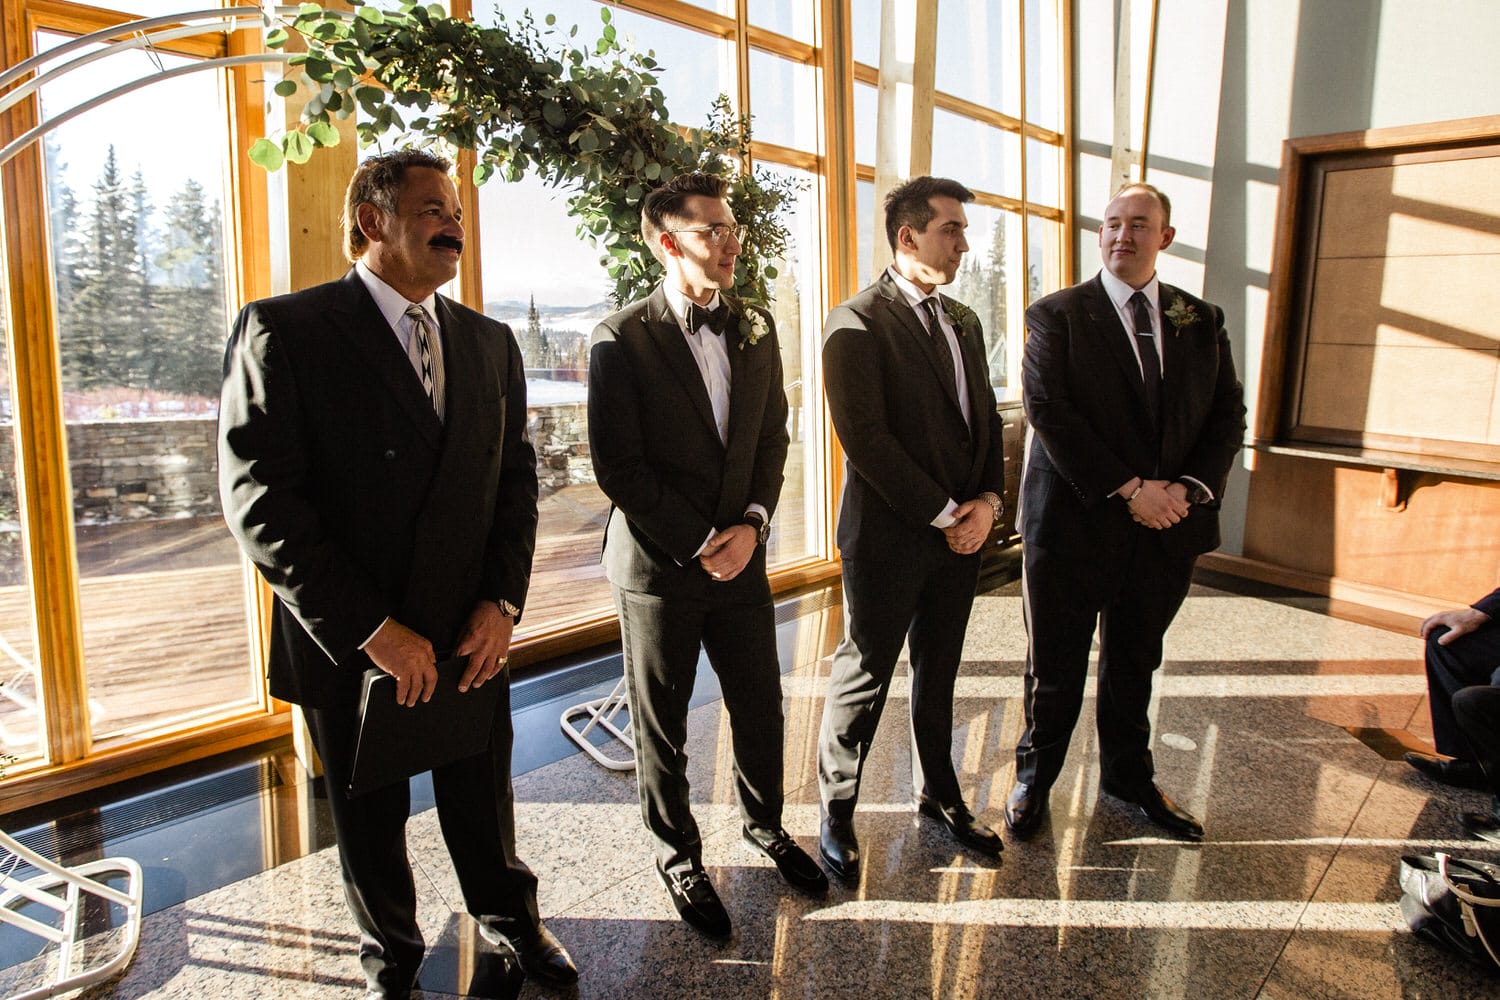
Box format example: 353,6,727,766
1164,295,1199,335
724,294,771,350
940,298,977,334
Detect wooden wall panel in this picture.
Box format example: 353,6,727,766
1244,451,1500,606
1307,255,1500,350
1299,342,1496,440
1319,158,1500,259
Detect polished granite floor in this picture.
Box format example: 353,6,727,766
2,572,1498,998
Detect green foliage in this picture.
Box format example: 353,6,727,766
259,1,803,308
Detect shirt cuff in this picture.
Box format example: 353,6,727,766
930,498,960,529
693,527,717,558
745,503,769,523
358,616,392,650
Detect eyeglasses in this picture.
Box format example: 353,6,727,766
667,224,747,248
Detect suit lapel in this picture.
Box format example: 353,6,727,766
643,285,722,445
876,274,963,415
331,270,443,449
1158,283,1187,415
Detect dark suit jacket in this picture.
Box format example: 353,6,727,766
822,271,1006,560
587,285,789,598
218,269,539,709
1019,273,1245,562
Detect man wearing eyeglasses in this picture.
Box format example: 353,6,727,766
587,171,826,940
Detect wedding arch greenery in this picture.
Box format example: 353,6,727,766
254,1,800,312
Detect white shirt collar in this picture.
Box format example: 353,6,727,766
1099,267,1161,313
662,282,723,332
886,265,940,310
355,259,439,330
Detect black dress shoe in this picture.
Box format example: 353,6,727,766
1461,809,1500,844
743,826,829,895
915,795,1003,856
1102,781,1204,839
819,815,860,882
1404,751,1488,790
1004,782,1048,838
512,923,579,988
657,863,731,938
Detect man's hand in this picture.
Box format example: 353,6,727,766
455,601,516,692
364,619,438,707
942,499,992,555
1420,607,1491,645
700,524,757,582
1127,479,1191,530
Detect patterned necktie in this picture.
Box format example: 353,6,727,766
1129,291,1161,430
405,304,438,412
920,298,959,399
689,301,730,336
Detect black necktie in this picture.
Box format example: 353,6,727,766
920,298,960,399
1129,291,1161,430
689,301,730,336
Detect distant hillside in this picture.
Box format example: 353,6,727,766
485,299,614,327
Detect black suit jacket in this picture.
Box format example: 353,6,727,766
588,285,789,597
218,269,539,709
1019,273,1245,562
822,271,1006,560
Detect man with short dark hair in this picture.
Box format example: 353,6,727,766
588,171,826,939
1004,182,1245,842
219,148,575,997
816,175,1008,881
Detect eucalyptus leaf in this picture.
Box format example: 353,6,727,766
273,79,298,98
248,137,284,170
355,5,384,23
265,27,289,48
282,130,314,164
307,121,340,147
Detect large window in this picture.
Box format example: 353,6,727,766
474,0,832,644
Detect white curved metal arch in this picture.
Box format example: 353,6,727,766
0,5,352,166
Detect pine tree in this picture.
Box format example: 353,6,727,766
518,294,551,373
63,145,144,391
155,178,227,396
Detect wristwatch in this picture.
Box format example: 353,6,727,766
978,491,1003,522
743,511,771,546
1177,479,1212,505
495,598,521,619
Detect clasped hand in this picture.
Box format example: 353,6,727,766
364,602,514,707
1128,479,1191,530
699,523,756,582
942,499,992,555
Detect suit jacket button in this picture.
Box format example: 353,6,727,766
384,449,396,460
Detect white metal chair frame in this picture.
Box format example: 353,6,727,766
559,676,635,771
0,832,144,1000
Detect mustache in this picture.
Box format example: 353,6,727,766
429,235,464,253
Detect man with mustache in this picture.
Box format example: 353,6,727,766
1004,183,1245,841
816,175,1008,881
588,171,826,939
219,149,576,997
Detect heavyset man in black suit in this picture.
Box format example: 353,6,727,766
816,176,1008,881
1404,587,1500,842
1004,183,1246,841
588,172,827,939
218,150,576,997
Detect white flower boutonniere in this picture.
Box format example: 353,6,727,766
1164,295,1199,335
723,294,771,350
940,297,976,335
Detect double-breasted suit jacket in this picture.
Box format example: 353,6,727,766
588,283,791,873
218,268,541,981
1016,272,1245,791
818,270,1006,815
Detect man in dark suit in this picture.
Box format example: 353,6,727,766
1404,589,1500,810
1004,182,1245,841
588,172,827,939
218,149,576,997
816,176,1007,882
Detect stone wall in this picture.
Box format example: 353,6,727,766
528,401,594,491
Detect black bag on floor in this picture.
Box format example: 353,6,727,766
1399,852,1500,970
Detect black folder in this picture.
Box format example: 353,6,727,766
346,656,502,797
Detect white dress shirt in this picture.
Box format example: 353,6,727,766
356,260,446,421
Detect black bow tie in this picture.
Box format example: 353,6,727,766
688,301,731,336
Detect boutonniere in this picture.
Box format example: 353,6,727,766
723,294,771,350
1163,294,1199,335
940,297,976,335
